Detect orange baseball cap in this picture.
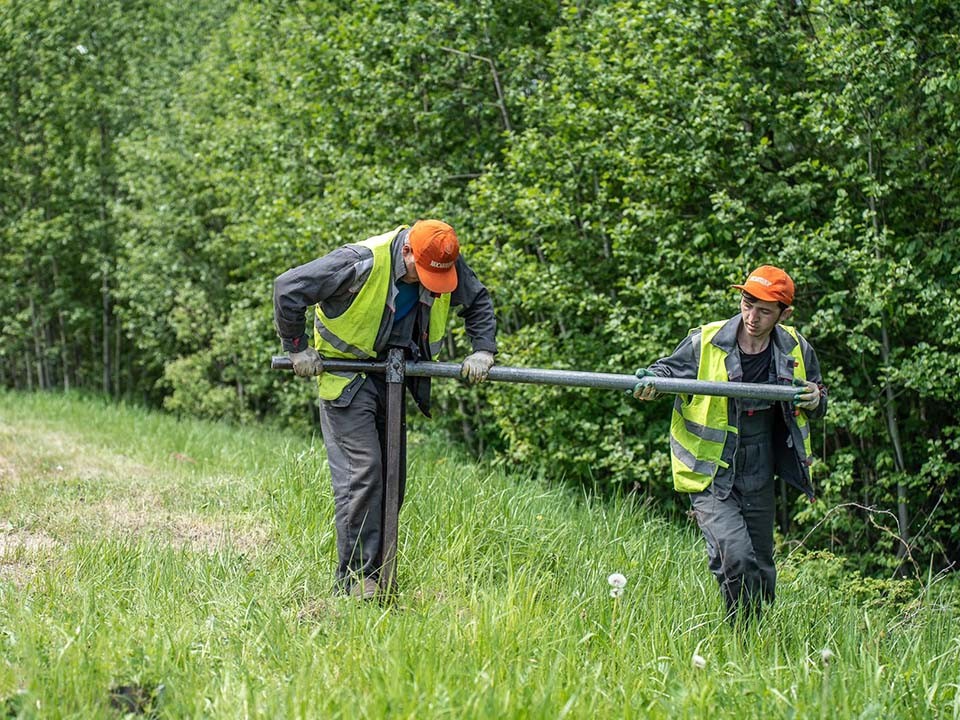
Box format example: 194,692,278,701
731,265,795,305
408,220,459,293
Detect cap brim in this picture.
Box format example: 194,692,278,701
418,266,458,294
730,283,780,303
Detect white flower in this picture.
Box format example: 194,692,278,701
607,573,627,589
609,587,623,599
692,653,707,669
75,45,88,55
820,648,834,664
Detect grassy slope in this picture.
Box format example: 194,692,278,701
0,390,957,719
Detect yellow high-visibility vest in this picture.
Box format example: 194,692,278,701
670,321,811,493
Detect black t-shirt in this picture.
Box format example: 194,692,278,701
739,341,772,384
736,341,775,418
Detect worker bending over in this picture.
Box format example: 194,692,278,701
274,220,497,599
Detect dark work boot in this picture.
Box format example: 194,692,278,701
349,577,379,601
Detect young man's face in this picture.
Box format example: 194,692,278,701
739,294,791,340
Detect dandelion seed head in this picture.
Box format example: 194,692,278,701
609,587,623,599
820,648,834,664
692,653,707,669
607,572,627,589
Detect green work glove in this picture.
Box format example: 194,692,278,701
633,368,659,401
289,347,324,378
792,377,820,412
461,350,495,385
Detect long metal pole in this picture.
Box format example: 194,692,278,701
270,356,798,402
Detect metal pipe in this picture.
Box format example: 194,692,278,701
271,356,797,402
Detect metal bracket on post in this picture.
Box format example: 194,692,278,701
381,348,405,597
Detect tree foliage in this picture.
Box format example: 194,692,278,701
2,0,958,570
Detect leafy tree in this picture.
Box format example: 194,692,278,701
0,0,233,396
3,0,958,569
786,0,960,570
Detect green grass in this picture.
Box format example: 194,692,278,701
0,390,958,719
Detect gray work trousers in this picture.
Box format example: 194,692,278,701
319,373,406,593
689,420,777,622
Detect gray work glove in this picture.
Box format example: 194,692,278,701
633,368,659,401
461,350,495,385
793,378,821,412
289,347,324,378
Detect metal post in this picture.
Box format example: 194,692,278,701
381,348,404,597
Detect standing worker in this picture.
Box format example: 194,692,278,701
274,220,497,600
633,265,826,624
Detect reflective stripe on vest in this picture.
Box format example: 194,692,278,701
314,227,451,401
669,321,810,493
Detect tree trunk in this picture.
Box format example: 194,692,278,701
867,138,910,562
58,307,70,391
29,295,46,390
113,316,121,396
50,257,70,390
102,261,110,395
99,115,114,396
44,315,56,389
881,320,910,560
24,352,33,391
